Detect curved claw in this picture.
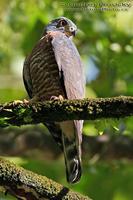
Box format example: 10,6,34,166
50,95,64,101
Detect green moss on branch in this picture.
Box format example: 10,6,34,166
0,158,91,200
0,96,133,127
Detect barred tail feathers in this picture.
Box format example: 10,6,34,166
60,121,82,183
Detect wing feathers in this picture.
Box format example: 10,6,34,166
23,56,33,98
51,32,85,100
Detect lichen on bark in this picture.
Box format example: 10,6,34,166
0,158,91,200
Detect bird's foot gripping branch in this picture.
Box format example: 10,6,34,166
0,96,133,199
0,96,133,127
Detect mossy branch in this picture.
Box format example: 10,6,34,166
0,96,133,127
0,97,132,199
0,158,91,200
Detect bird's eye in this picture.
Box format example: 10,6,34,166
58,20,67,27
70,27,74,32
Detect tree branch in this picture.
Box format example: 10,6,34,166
0,97,132,199
0,96,133,127
0,158,91,200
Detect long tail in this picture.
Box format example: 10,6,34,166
60,121,82,183
45,120,82,183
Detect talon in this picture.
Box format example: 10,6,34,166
23,99,29,104
28,98,38,112
13,100,23,106
50,96,59,100
50,95,64,101
12,99,30,107
59,95,64,101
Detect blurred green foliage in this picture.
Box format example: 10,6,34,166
0,0,133,199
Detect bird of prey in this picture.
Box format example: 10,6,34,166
23,17,85,183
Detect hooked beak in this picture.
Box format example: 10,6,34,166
65,30,76,37
65,25,77,37
71,30,76,37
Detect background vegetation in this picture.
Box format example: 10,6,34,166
0,0,133,199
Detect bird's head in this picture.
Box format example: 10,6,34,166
45,17,77,37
